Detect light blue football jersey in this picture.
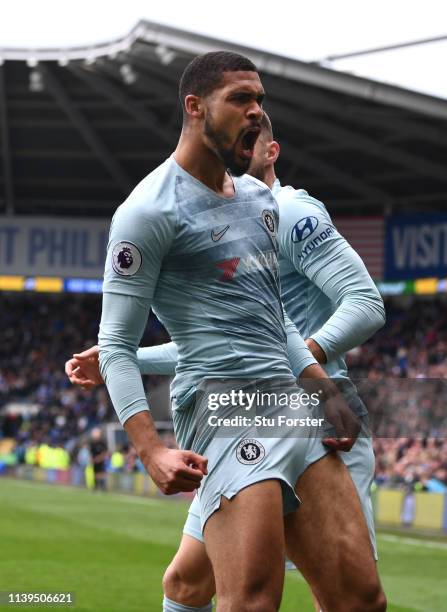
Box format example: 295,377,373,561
273,179,384,381
136,179,385,419
99,158,316,447
135,178,384,553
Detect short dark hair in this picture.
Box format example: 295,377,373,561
260,112,273,139
179,51,257,112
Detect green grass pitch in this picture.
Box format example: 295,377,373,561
1,478,446,611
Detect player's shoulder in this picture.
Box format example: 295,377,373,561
240,173,271,191
238,174,278,212
275,182,341,254
240,174,276,198
114,158,178,223
275,183,330,220
109,158,179,250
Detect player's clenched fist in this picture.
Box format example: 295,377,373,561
124,411,208,496
145,447,208,495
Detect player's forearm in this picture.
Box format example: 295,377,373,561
137,342,178,375
299,362,360,448
310,291,385,361
305,338,327,364
298,363,339,399
284,309,318,376
100,344,149,423
306,244,386,361
98,292,152,424
124,411,166,466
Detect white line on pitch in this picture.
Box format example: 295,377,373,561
379,533,447,550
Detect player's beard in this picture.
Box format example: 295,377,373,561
204,115,248,177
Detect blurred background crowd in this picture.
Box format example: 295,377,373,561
1,293,446,493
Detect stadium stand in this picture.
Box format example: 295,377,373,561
1,293,446,494
0,19,447,220
0,293,170,447
347,296,447,379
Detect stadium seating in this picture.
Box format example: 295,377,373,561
1,293,446,494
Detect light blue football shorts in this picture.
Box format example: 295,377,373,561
176,377,329,535
183,434,377,561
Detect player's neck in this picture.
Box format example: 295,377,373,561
263,166,277,190
174,131,233,197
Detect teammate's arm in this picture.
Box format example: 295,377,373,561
137,341,178,375
73,320,317,379
284,308,359,450
279,193,385,363
307,247,385,363
65,341,178,387
136,318,317,377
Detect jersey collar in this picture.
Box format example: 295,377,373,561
271,178,282,197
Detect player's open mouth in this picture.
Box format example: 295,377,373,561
239,127,261,160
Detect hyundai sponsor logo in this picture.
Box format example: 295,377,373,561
291,216,319,242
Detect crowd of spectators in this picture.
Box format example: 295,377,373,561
1,292,446,491
347,295,447,491
0,293,169,447
347,294,447,379
373,438,447,493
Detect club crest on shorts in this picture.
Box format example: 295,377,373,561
262,210,276,237
112,241,142,276
236,439,265,465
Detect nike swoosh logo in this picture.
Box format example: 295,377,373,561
211,225,230,242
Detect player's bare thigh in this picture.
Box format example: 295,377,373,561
203,479,285,612
285,452,385,612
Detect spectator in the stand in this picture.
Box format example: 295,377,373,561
72,441,91,486
110,446,125,473
89,428,108,491
373,438,447,491
24,441,38,466
347,296,447,379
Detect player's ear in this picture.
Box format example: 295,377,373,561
184,94,204,118
268,141,280,164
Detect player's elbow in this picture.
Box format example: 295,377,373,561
368,292,386,333
378,300,386,329
353,289,386,336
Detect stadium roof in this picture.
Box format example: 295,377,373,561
0,19,446,217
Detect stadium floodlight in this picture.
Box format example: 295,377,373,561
155,44,176,66
58,57,69,67
29,68,44,92
119,63,137,85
